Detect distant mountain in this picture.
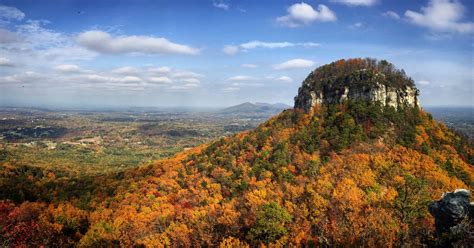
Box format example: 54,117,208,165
219,102,291,115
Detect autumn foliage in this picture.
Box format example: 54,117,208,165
1,61,473,247
0,101,465,247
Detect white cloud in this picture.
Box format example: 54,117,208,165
183,83,199,88
405,0,474,34
41,46,97,61
148,66,172,74
149,77,172,84
241,64,258,68
418,80,431,85
213,2,229,10
0,71,43,84
349,22,363,29
222,45,239,55
273,59,315,70
0,17,205,94
147,66,204,81
0,5,25,21
81,74,142,84
17,20,66,47
0,75,19,83
240,41,319,49
227,75,256,81
222,86,239,92
277,76,293,83
0,57,14,67
223,41,320,55
54,64,82,73
111,66,140,74
2,20,96,63
77,30,200,55
276,3,336,28
241,41,294,49
182,78,201,84
121,76,142,83
0,64,203,92
383,11,400,20
169,83,200,91
171,70,204,78
330,0,378,7
230,81,263,87
147,66,204,89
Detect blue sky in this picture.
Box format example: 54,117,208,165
0,0,472,108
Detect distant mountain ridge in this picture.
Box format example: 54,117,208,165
219,102,291,115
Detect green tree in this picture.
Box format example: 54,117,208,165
247,202,292,244
394,174,431,245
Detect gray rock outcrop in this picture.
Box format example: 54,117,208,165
294,59,420,112
429,189,473,247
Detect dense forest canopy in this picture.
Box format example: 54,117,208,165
302,58,416,90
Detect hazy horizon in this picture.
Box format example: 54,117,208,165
0,102,473,112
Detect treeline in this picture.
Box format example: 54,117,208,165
305,58,416,90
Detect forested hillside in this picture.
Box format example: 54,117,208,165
1,59,472,247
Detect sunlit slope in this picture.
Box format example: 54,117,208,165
84,101,472,247
2,59,472,247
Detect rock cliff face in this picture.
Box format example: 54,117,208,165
294,59,419,112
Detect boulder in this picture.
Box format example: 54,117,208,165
429,189,473,246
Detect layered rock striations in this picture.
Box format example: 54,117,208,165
294,58,419,112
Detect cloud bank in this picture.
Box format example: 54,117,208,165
273,59,315,70
223,41,319,55
77,30,200,55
